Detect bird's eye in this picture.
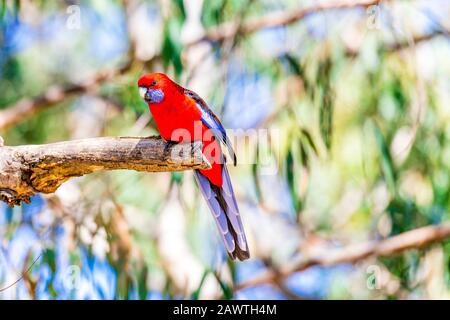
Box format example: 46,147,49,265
150,80,157,87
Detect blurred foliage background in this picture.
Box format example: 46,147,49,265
0,0,450,299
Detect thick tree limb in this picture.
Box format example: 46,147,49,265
0,136,210,207
235,222,450,290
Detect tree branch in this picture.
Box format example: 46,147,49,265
0,61,134,131
188,0,382,45
235,222,450,290
0,136,210,207
346,30,449,57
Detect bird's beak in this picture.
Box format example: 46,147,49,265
138,87,165,103
139,87,148,101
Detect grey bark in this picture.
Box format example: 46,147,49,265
0,136,210,206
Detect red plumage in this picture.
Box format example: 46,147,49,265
138,73,249,260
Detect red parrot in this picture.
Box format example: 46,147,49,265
138,73,250,261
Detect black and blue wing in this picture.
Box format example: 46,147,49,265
194,166,249,260
184,89,237,166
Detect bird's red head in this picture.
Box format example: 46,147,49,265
137,73,173,89
138,73,178,105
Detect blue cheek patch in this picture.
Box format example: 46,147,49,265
149,89,164,103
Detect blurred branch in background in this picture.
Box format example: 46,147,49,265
0,61,134,131
236,222,450,290
188,0,383,45
346,28,450,57
0,137,209,206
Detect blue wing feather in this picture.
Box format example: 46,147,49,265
184,89,237,166
194,168,250,260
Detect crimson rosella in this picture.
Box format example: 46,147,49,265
138,73,250,260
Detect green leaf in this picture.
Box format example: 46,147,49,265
14,0,20,14
162,19,183,78
191,269,210,300
299,139,309,167
213,272,233,300
171,172,184,184
373,123,396,194
137,267,148,300
1,0,6,21
252,143,263,202
286,148,301,213
301,128,318,156
172,0,186,22
284,54,302,76
319,85,333,151
42,248,56,273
